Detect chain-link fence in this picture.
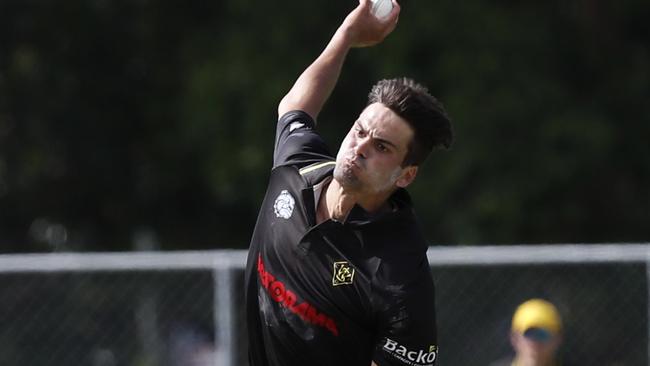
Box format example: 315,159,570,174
0,245,648,366
434,264,646,365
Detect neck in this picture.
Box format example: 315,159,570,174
316,178,392,223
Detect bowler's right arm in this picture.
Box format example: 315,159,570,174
278,0,400,121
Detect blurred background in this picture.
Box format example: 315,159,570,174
1,0,648,253
1,1,650,365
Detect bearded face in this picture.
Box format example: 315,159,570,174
334,103,416,196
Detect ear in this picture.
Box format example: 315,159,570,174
395,166,418,188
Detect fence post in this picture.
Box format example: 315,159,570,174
647,258,650,366
214,257,235,366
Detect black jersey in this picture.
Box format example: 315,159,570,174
245,111,438,366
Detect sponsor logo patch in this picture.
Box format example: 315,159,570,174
332,261,355,286
382,338,437,366
273,190,295,219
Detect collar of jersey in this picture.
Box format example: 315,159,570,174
343,188,412,226
298,160,414,227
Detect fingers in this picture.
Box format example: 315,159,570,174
386,0,401,22
342,0,401,47
383,17,399,38
393,0,401,15
371,0,400,27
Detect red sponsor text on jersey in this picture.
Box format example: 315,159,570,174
257,254,339,336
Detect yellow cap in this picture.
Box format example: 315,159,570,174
512,299,562,335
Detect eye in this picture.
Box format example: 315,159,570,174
355,127,366,138
376,142,388,152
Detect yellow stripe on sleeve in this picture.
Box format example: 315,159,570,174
298,161,336,176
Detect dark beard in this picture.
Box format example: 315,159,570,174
333,163,362,190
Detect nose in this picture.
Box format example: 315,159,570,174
354,137,371,159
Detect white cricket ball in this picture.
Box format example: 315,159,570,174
371,0,393,19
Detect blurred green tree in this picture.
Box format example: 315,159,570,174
0,0,648,252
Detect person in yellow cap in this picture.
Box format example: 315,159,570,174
490,299,564,366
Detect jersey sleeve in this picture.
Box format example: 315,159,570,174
273,110,333,169
372,265,438,366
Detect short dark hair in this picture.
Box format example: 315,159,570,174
367,78,453,166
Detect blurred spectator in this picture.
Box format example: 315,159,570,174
168,322,216,366
490,299,564,366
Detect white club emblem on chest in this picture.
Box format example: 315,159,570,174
273,190,296,219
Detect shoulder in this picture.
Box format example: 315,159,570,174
267,159,335,194
273,110,333,169
366,192,429,269
277,110,316,132
297,161,336,186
